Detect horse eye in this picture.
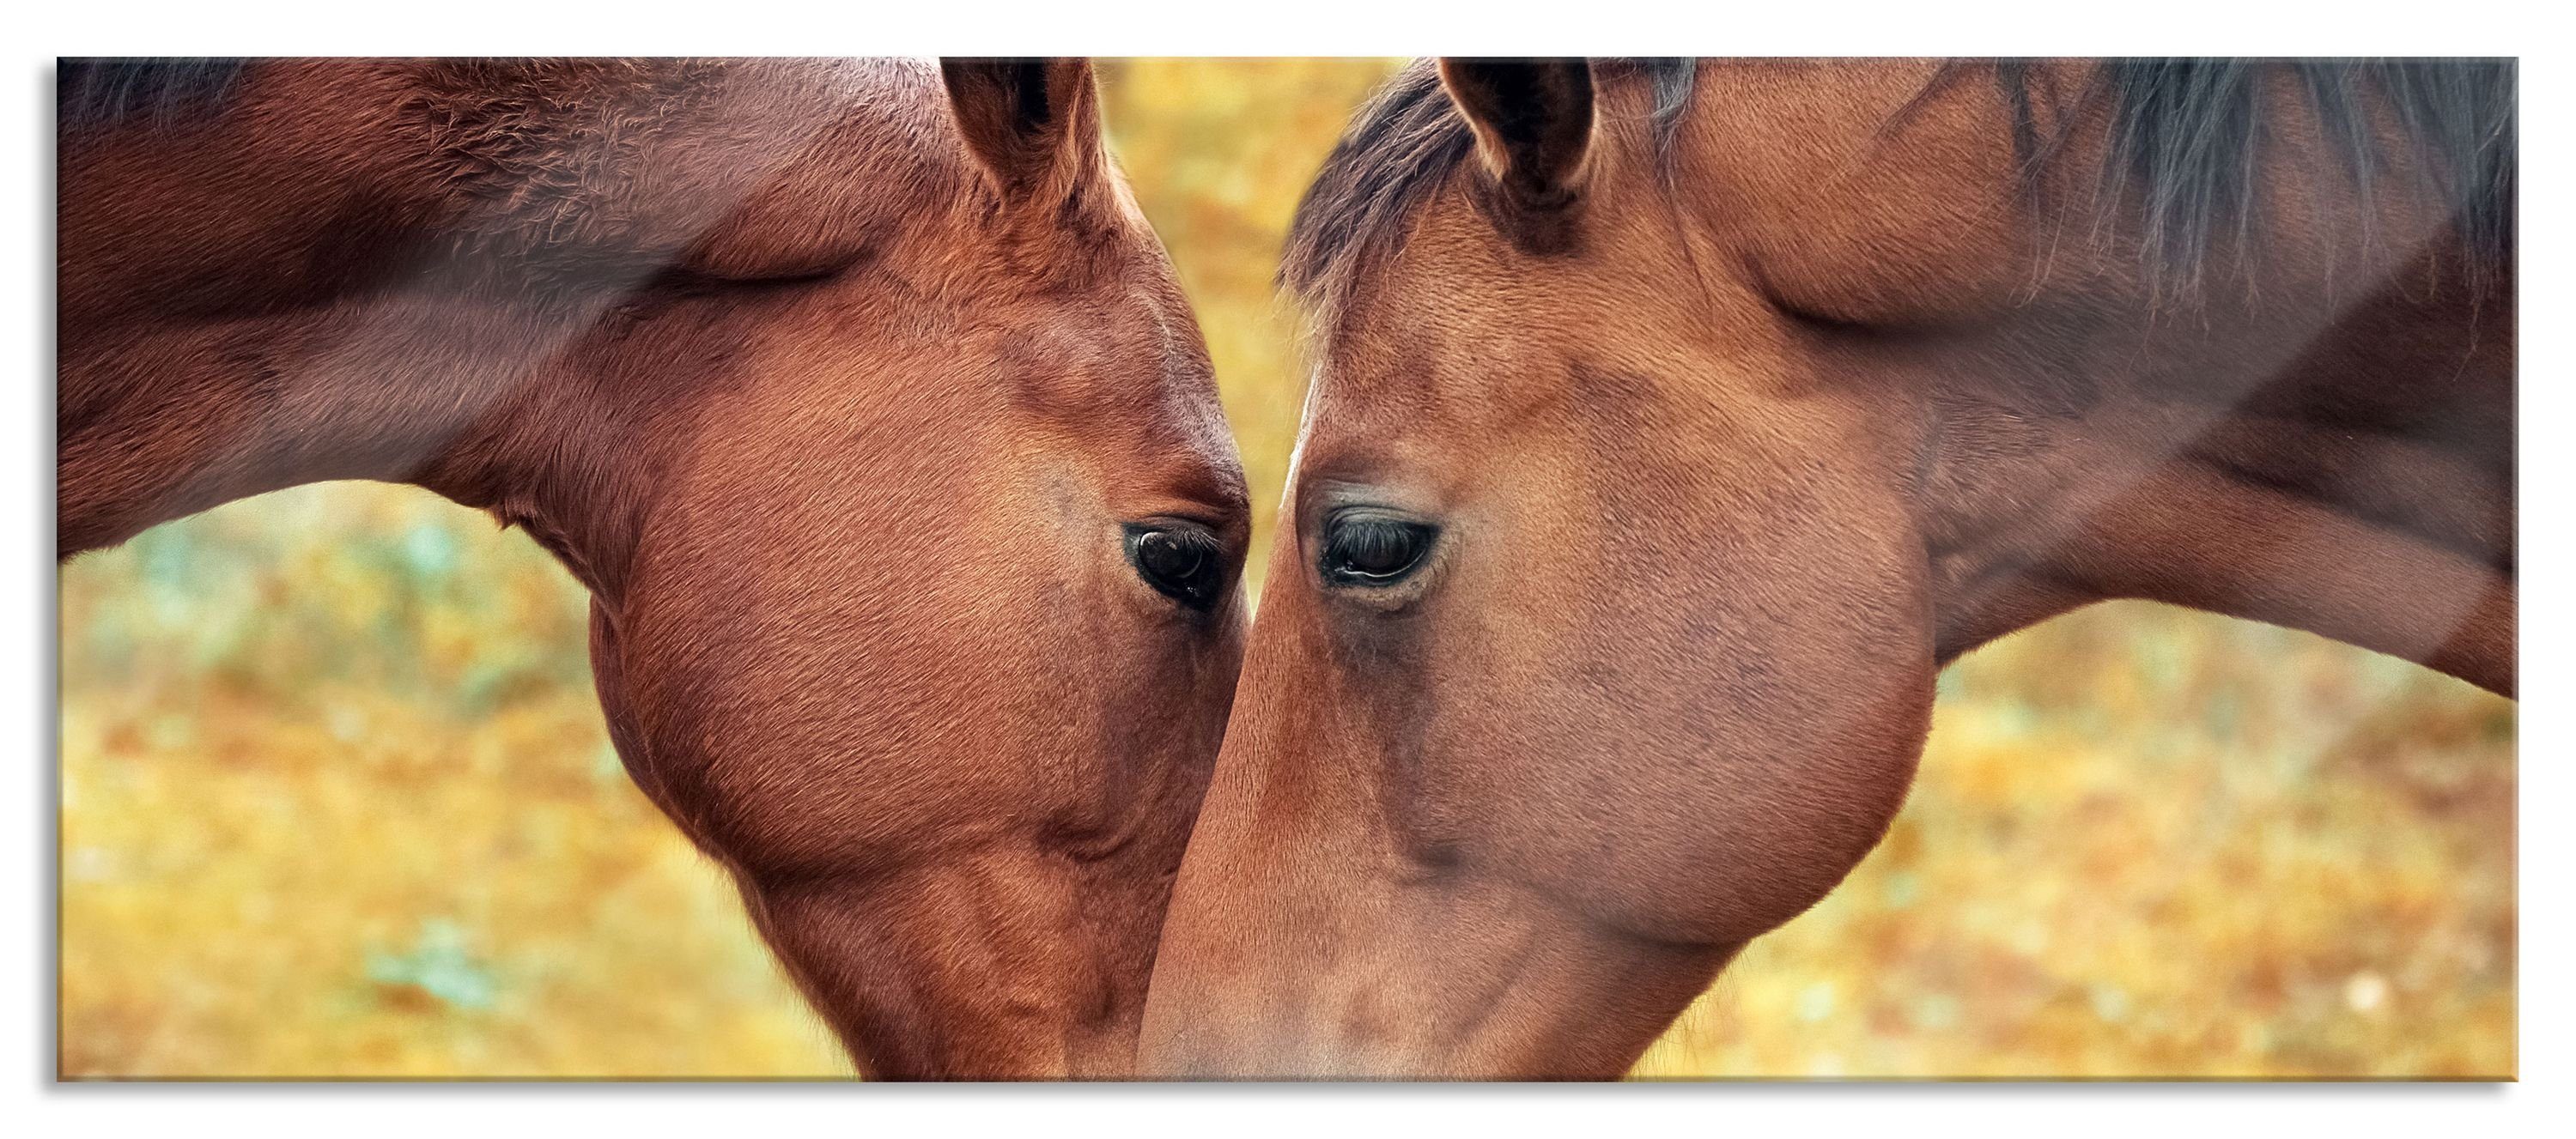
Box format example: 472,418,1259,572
1320,514,1436,587
1123,524,1224,610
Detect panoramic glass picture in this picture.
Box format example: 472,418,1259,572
58,56,2513,1080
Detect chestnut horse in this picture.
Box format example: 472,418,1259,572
59,58,1249,1079
1141,58,2514,1078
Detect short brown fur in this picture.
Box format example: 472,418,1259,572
1142,58,2513,1078
61,57,1249,1080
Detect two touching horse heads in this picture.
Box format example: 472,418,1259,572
61,58,2513,1080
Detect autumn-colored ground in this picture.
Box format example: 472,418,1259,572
58,58,2512,1079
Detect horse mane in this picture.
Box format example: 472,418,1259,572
1282,58,2517,309
59,58,249,131
2045,59,2515,296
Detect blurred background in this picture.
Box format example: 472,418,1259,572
57,58,2514,1079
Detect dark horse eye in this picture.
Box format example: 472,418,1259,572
1124,524,1225,610
1320,513,1436,587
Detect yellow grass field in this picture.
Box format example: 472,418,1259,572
58,58,2514,1079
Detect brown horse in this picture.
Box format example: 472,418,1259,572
59,58,1249,1079
1140,58,2514,1078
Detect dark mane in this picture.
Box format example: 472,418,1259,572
58,58,248,132
1283,58,2517,308
1280,58,1694,311
2070,58,2514,296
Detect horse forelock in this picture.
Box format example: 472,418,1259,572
1279,58,1693,317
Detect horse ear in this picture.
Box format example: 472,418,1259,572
1438,58,1595,209
939,58,1104,203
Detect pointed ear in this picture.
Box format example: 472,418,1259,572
1438,58,1595,209
939,58,1104,203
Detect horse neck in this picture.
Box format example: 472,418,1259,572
57,292,646,597
56,58,972,606
1917,241,2516,695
